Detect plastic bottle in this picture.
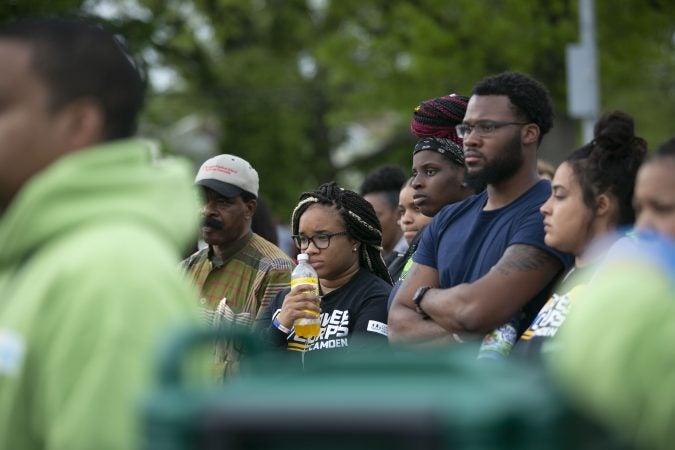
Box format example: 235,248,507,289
477,315,520,361
291,253,321,338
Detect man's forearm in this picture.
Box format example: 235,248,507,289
388,301,452,343
420,285,474,332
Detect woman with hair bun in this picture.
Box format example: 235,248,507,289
512,111,647,358
255,182,391,361
547,138,675,450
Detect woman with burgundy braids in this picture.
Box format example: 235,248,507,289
409,93,484,217
387,94,483,289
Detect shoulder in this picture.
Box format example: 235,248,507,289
47,222,179,270
436,192,486,220
521,179,552,205
351,270,392,296
181,247,209,271
26,224,197,311
500,180,551,218
528,179,552,198
425,192,486,238
246,234,295,270
323,271,389,317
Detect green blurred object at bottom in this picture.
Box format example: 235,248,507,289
140,327,622,450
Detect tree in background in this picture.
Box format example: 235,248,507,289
2,0,673,220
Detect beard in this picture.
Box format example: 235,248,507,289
465,132,524,186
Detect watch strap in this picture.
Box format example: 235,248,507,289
413,286,432,317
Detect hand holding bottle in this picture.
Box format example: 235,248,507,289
287,253,321,338
277,283,321,331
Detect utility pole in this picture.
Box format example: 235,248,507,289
566,0,599,143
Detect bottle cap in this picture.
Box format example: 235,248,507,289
297,253,309,262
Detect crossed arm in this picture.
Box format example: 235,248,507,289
388,244,563,344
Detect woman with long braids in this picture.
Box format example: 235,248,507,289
255,182,391,359
386,93,482,304
409,93,484,217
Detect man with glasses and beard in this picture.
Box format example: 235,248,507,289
389,72,573,354
183,154,293,377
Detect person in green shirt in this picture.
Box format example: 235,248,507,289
0,18,200,450
551,138,675,449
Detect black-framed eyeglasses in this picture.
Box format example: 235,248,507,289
455,120,529,139
292,231,349,250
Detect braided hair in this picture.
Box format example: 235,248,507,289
291,181,392,285
410,94,469,168
410,93,469,141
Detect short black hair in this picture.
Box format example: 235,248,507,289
0,17,145,140
359,165,408,209
472,71,554,145
655,137,675,158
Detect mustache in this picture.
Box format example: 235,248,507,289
463,147,483,157
202,216,224,230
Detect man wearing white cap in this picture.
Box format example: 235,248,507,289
183,154,293,377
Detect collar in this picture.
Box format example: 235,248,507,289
392,235,409,255
208,230,253,269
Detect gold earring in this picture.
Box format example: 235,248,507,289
353,247,358,252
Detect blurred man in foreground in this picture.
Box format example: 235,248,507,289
0,18,200,449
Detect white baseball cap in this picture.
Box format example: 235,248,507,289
195,154,259,198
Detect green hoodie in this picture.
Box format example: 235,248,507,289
550,236,675,450
0,139,200,450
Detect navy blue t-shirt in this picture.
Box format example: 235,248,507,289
413,179,573,333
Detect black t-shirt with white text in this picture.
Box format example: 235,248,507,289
255,268,391,357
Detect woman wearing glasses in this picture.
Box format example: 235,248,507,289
255,182,392,358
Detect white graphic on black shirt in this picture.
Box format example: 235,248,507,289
289,309,350,352
522,293,571,339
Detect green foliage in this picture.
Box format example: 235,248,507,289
595,0,675,146
3,0,674,221
0,0,82,21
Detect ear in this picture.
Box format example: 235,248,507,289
244,198,257,218
521,123,540,146
58,98,105,150
595,193,612,217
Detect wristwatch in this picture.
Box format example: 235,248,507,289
412,285,432,316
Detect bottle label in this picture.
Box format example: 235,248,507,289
291,277,319,295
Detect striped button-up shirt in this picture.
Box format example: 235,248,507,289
183,232,293,376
